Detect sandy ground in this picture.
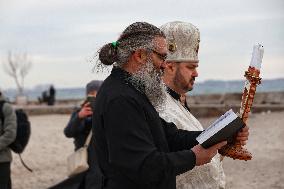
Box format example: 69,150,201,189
11,111,284,189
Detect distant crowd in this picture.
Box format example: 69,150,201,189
38,85,56,106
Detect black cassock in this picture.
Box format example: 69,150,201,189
84,67,202,189
48,172,86,189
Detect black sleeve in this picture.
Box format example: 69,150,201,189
161,119,202,152
103,96,197,185
64,109,85,138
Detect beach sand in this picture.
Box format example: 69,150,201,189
11,111,284,189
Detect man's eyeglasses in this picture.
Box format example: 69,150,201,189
151,50,167,62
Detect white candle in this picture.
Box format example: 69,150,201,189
250,44,264,70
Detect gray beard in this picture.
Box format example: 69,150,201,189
129,59,167,110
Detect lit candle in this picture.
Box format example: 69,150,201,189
249,44,264,70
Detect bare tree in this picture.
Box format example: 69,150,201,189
3,51,32,95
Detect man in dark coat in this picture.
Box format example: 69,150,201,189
64,80,102,151
87,22,248,189
49,81,102,189
48,85,56,106
88,22,210,189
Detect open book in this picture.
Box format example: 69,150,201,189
196,109,245,149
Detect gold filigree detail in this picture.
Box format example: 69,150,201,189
168,41,177,53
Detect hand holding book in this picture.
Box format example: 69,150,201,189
192,141,227,166
235,126,249,146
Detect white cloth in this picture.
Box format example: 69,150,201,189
157,93,226,189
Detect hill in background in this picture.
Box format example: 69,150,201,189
3,78,284,101
190,78,284,95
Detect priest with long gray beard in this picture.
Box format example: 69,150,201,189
87,22,243,189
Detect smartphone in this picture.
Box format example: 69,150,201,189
86,96,96,109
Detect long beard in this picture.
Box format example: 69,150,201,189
130,59,166,110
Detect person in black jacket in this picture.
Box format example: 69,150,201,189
86,22,249,189
49,80,102,189
64,80,102,150
48,85,56,106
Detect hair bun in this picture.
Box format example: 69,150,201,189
99,43,118,65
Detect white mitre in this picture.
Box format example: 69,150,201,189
160,21,200,62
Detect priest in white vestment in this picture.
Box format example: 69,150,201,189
156,21,226,189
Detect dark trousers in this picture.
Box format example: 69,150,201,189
0,162,11,189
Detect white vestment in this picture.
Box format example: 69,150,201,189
157,93,226,189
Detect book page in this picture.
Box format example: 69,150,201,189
196,109,238,144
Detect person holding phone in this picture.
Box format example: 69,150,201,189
64,80,102,150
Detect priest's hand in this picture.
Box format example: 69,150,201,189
236,125,249,146
191,141,227,166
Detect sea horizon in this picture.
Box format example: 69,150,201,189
2,78,284,101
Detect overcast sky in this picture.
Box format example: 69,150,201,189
0,0,283,89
